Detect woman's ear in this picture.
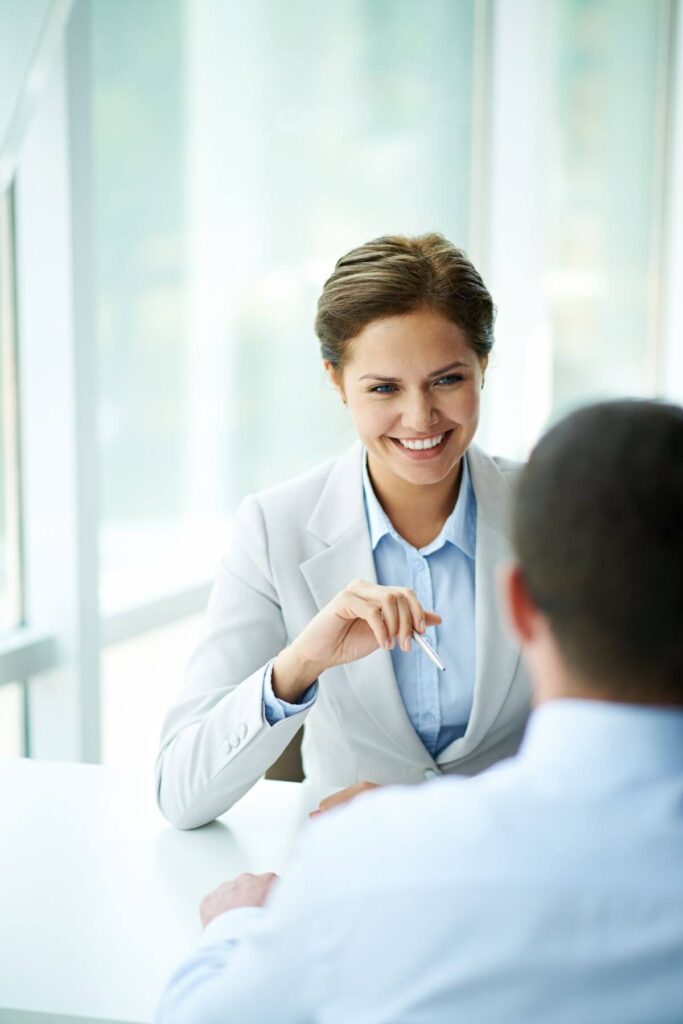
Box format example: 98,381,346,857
323,360,347,404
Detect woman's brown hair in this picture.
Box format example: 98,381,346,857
315,233,495,372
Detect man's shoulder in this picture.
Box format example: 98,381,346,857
307,761,525,892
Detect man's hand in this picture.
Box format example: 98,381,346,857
309,781,380,818
199,872,279,928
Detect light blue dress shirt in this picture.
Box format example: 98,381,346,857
262,452,477,757
157,700,683,1024
362,452,476,755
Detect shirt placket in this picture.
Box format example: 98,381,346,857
409,549,440,754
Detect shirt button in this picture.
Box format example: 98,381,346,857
424,768,439,780
425,712,436,723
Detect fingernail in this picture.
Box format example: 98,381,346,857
419,620,426,633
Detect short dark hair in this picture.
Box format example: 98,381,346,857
315,233,495,372
513,400,683,702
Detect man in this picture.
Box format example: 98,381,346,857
156,400,683,1023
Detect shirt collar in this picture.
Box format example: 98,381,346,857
518,699,683,785
362,450,476,558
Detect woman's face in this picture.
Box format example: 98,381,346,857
329,306,485,491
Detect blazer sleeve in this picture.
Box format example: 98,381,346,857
155,495,314,829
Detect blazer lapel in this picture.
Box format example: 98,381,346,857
301,444,436,767
438,445,521,764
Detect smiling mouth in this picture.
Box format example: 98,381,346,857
389,430,453,458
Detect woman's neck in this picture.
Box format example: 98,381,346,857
367,456,463,550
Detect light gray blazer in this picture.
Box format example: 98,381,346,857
156,443,531,828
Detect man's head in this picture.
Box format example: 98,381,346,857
504,400,683,707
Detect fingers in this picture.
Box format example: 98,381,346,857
308,782,380,819
395,594,414,652
346,582,437,649
379,593,399,643
199,871,281,926
377,591,430,649
345,591,408,652
344,593,391,650
312,789,350,815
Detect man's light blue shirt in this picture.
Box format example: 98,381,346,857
157,700,683,1023
261,453,477,758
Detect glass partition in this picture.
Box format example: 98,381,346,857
546,0,670,419
91,0,478,612
481,0,671,460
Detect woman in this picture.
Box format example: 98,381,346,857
156,234,531,828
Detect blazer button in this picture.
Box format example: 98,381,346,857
221,738,231,756
229,732,241,749
424,768,439,780
237,723,247,739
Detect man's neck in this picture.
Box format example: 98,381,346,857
533,670,683,710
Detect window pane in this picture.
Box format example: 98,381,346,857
92,0,477,612
546,0,669,416
0,197,8,628
101,615,202,770
26,669,79,761
92,0,194,612
0,682,23,757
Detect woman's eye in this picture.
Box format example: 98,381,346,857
368,376,464,394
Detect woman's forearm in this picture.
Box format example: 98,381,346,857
271,645,323,703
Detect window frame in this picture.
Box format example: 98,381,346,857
0,185,23,635
1,0,682,764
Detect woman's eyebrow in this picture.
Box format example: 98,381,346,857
428,360,469,377
357,360,469,382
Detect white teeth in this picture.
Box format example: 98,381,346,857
398,434,444,451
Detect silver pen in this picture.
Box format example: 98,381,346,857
412,630,446,672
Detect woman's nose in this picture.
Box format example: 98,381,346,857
402,392,438,433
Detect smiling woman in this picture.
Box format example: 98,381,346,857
324,307,485,550
156,234,532,829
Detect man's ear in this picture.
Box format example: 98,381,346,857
323,360,346,404
497,562,538,646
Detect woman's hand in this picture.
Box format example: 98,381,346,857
272,579,441,702
309,781,380,818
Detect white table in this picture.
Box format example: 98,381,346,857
0,758,321,1024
